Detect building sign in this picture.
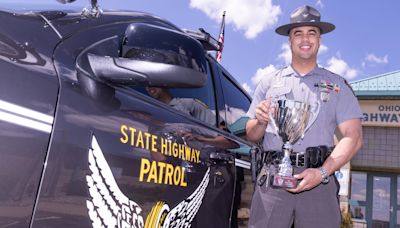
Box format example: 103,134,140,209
359,100,400,127
335,168,349,196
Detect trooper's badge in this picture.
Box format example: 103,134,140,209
320,90,330,102
319,79,340,102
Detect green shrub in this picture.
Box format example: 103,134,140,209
341,211,353,228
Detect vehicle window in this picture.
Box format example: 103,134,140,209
129,62,218,127
219,71,251,127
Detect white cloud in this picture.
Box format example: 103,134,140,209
278,43,291,65
319,44,328,54
251,64,277,85
364,53,389,65
325,56,358,80
189,0,281,39
315,0,324,8
241,82,253,94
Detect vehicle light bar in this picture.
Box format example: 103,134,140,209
182,28,221,51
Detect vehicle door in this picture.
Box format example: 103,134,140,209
31,18,250,228
0,12,59,227
209,56,254,227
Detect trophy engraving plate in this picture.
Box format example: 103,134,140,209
271,175,297,189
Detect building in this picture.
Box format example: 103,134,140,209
347,70,400,227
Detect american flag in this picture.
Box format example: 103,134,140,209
216,11,226,62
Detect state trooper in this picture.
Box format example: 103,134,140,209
245,5,363,228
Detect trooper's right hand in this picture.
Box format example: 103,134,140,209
255,97,274,126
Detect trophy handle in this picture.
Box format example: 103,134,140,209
268,98,279,136
302,101,320,138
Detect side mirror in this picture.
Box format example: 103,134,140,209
87,22,208,88
87,54,206,88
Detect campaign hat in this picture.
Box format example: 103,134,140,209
275,5,335,36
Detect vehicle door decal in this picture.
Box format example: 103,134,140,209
86,135,210,228
119,125,201,187
87,135,144,228
145,168,210,227
0,99,54,133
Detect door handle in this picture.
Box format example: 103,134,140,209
209,152,233,162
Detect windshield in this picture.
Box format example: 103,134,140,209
0,0,85,12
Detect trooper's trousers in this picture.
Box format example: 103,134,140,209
248,168,341,228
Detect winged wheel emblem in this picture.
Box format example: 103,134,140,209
86,135,210,228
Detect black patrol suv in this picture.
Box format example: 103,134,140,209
0,1,255,227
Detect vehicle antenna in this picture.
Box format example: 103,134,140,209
215,11,226,62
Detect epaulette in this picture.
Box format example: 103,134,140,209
320,67,342,78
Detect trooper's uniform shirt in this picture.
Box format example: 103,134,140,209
246,65,363,228
247,65,362,152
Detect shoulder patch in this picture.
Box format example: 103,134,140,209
344,80,356,96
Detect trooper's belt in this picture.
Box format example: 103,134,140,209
262,145,334,168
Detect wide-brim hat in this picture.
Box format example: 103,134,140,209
275,5,335,36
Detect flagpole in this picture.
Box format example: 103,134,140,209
216,11,226,62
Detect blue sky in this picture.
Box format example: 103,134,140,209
3,0,400,94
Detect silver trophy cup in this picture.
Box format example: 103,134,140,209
269,99,319,188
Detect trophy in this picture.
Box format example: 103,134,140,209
269,99,319,188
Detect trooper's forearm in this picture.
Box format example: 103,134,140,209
322,131,363,176
245,118,268,143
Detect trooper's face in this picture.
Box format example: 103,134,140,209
289,26,321,62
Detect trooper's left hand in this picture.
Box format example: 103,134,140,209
287,168,322,193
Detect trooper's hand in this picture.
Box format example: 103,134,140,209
255,97,274,126
287,168,322,193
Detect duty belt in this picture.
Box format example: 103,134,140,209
261,145,334,168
